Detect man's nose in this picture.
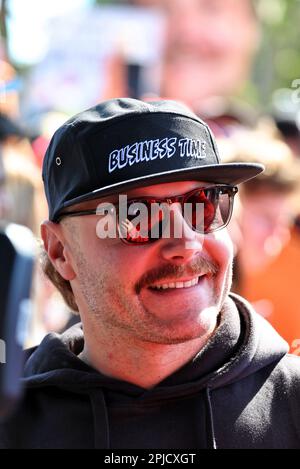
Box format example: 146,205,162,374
159,204,204,263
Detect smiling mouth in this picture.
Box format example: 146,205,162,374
148,275,206,291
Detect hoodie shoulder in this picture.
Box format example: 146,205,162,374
277,353,300,382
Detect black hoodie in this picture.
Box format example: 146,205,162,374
1,293,300,449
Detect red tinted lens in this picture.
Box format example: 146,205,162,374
186,189,217,232
120,187,233,242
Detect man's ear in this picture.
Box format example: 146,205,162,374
41,221,76,281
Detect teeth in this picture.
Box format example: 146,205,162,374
151,277,200,290
175,282,184,289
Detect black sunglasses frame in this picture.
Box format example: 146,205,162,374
55,185,238,244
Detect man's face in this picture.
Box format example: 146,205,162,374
160,0,258,109
61,181,234,345
239,189,292,272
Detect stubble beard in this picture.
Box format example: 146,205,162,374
73,246,233,346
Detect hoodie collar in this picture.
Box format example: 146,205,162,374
160,296,242,386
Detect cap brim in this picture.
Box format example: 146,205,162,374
60,162,264,211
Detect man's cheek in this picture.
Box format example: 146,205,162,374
208,231,234,267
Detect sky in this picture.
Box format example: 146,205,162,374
7,0,93,64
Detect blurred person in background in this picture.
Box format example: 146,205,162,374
158,0,259,112
116,0,260,115
219,129,300,350
102,0,259,111
2,150,74,344
2,151,45,235
0,59,21,119
0,113,25,219
0,112,71,345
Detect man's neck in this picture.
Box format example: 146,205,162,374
78,324,215,389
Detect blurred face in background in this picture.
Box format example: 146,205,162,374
238,188,292,273
160,0,259,110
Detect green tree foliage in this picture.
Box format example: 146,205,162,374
251,0,300,107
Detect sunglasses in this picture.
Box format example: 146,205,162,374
56,185,238,244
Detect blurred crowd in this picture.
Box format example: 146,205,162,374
0,0,300,351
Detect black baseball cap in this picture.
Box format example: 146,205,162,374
42,98,264,222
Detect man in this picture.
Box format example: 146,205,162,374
0,98,299,449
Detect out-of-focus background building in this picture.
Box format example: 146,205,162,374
0,0,299,350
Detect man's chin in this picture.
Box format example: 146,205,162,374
137,300,219,346
136,317,218,346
